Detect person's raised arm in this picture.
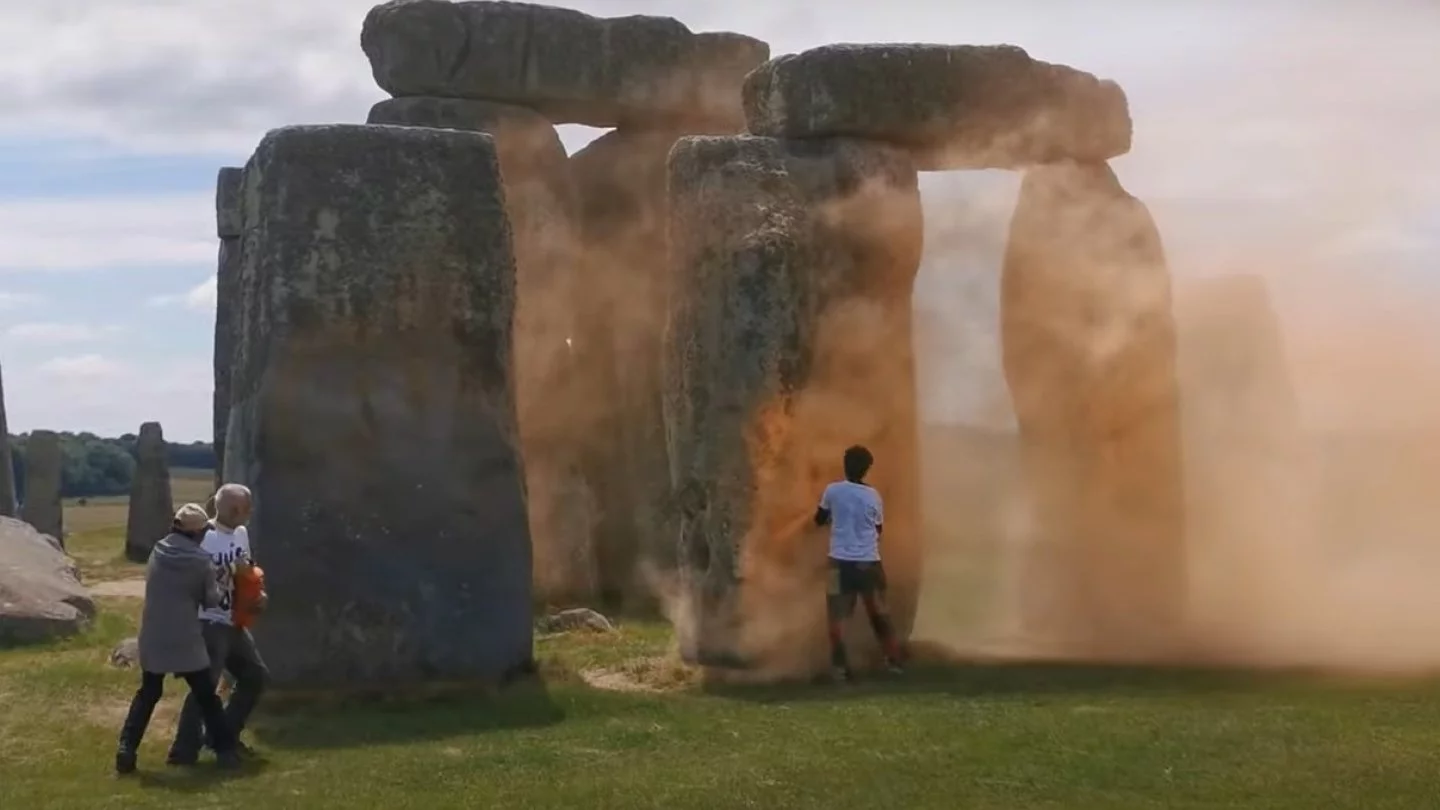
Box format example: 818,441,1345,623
814,485,833,527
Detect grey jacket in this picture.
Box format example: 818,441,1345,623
138,532,222,674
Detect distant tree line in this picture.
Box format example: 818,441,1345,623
8,432,215,500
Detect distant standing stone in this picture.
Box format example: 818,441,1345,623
226,124,532,688
20,430,63,546
124,422,174,563
0,361,16,517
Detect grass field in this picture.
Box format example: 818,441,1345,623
62,467,215,582
5,482,1440,808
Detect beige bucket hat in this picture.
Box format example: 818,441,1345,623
172,503,212,533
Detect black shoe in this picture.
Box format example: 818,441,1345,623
115,751,137,775
165,751,198,767
208,739,259,758
831,666,853,683
215,750,243,770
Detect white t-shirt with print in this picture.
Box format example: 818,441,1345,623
819,480,884,562
197,523,252,625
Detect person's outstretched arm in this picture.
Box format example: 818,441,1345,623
814,485,833,527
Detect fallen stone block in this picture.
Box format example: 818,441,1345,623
0,516,93,645
226,123,532,688
361,0,769,129
744,44,1131,170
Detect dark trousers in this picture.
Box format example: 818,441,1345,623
826,558,903,670
118,670,236,755
169,622,269,757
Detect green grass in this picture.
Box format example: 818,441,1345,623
62,468,214,582
8,486,1440,807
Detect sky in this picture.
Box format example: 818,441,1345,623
0,0,1437,440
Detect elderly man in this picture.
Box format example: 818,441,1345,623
166,483,270,765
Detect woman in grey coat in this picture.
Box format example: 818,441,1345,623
115,503,240,774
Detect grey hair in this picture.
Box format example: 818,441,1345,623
214,483,252,522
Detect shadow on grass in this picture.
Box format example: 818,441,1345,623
132,758,271,793
698,643,1406,704
251,678,566,751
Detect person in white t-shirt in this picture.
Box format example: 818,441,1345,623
814,445,905,682
166,483,270,764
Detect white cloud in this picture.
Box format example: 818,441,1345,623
0,291,43,309
148,275,217,313
6,355,212,439
0,193,213,271
0,0,1435,438
36,352,125,380
5,322,120,344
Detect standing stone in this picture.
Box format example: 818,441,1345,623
1176,275,1305,659
0,361,16,517
1001,160,1185,661
20,430,63,547
569,127,702,609
361,0,769,129
743,44,1131,170
214,166,244,492
367,99,591,603
124,422,173,563
666,135,924,677
226,124,531,688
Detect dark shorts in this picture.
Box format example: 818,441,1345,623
826,559,888,619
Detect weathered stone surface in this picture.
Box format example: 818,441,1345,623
124,422,173,563
569,127,717,609
1000,161,1185,661
0,362,16,518
225,123,532,687
361,0,769,129
744,44,1131,171
216,166,244,239
19,430,63,546
214,243,242,492
666,135,924,677
110,636,140,668
0,516,94,644
368,96,589,604
215,166,245,490
537,607,614,634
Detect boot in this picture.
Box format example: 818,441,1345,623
115,691,156,775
